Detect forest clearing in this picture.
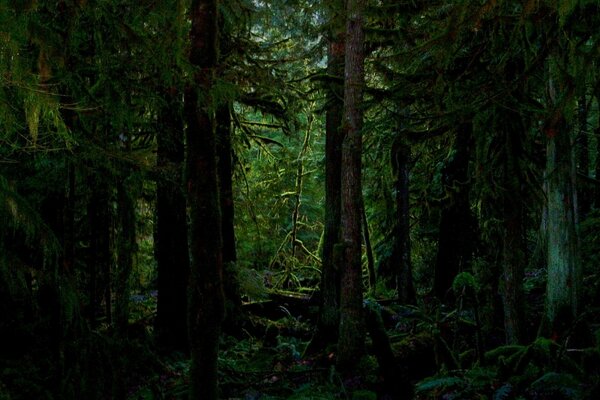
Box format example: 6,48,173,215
1,0,600,399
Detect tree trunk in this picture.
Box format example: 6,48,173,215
595,86,600,209
433,122,475,301
361,198,376,290
155,89,190,354
186,1,225,399
216,103,244,333
498,109,526,344
318,0,344,347
114,176,135,335
391,136,416,305
543,115,581,338
291,117,313,258
337,0,366,373
113,173,136,400
576,94,590,217
540,52,581,339
87,175,111,329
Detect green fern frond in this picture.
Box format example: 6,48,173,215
415,375,464,394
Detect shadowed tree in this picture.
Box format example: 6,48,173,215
318,0,345,347
155,89,190,354
185,0,225,398
337,0,366,373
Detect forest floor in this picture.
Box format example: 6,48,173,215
127,290,392,399
123,286,600,400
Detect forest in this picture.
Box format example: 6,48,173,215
1,0,600,399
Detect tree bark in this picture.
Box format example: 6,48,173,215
391,135,416,304
498,109,526,344
543,115,581,337
361,197,376,290
216,103,244,333
155,89,190,354
318,0,344,347
186,1,225,398
595,86,600,209
337,0,366,373
575,94,590,217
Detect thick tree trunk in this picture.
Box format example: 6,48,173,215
543,115,581,337
337,0,366,373
155,90,190,354
186,1,225,399
433,123,475,301
318,0,344,346
216,103,244,332
540,52,581,339
499,110,526,344
391,136,416,305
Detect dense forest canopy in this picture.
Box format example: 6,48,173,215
1,0,600,399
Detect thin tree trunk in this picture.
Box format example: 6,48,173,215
291,116,313,258
391,136,416,305
576,94,590,217
595,86,600,209
87,175,111,329
361,198,376,289
216,103,244,332
318,0,344,346
155,89,190,354
337,0,366,373
186,1,225,398
113,174,136,400
114,177,135,335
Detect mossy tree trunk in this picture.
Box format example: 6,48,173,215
337,0,366,373
543,114,581,338
318,0,344,347
216,103,244,332
186,0,225,398
595,86,600,209
542,52,581,338
391,135,416,305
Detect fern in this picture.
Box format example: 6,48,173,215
415,375,464,394
493,383,513,400
529,372,583,399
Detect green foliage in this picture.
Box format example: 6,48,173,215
417,335,599,399
452,272,480,294
529,372,582,399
